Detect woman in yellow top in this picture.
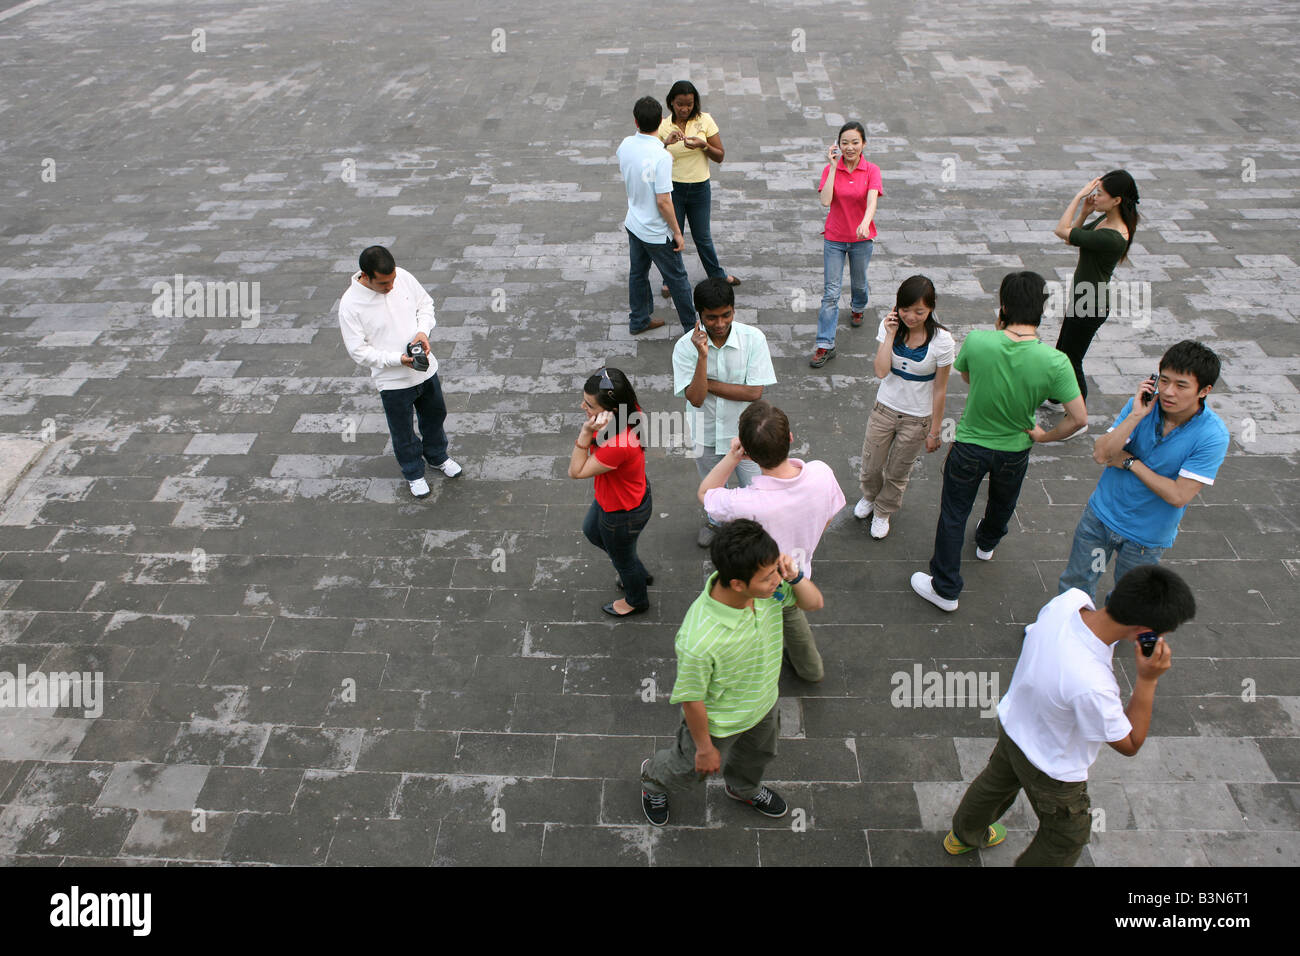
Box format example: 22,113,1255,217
656,80,740,298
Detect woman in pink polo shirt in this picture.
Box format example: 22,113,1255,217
812,121,883,369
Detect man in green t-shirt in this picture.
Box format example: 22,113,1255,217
640,519,824,827
911,272,1087,613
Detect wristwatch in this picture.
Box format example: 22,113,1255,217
1122,457,1138,471
784,570,805,586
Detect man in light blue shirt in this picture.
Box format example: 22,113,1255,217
673,278,777,547
1060,340,1230,600
617,96,695,335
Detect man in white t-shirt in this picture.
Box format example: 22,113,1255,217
338,245,461,499
944,564,1193,866
698,401,845,682
617,96,694,335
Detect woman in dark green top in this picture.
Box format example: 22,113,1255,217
1051,170,1140,407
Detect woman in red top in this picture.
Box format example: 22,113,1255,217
813,120,883,368
568,367,653,618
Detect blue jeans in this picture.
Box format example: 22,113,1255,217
669,179,725,279
379,374,450,482
582,485,653,608
1059,502,1165,602
928,441,1031,600
817,238,873,348
694,450,759,525
627,228,695,333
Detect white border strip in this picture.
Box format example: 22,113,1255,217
0,0,58,23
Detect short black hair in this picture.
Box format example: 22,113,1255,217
1159,340,1221,393
711,519,779,590
633,96,662,133
359,245,396,279
1106,565,1196,635
694,276,734,314
998,271,1048,328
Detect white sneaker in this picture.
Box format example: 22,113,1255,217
975,546,995,561
910,572,958,612
1058,423,1088,442
870,514,890,539
408,477,431,498
1040,398,1062,410
854,497,874,519
437,458,462,478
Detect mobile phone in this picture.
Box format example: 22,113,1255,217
1140,374,1159,405
1138,631,1159,657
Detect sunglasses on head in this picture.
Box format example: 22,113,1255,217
599,368,614,392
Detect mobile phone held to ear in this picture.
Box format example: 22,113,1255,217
1138,631,1159,657
1141,374,1158,405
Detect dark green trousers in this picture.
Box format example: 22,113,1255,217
952,722,1092,867
642,704,779,801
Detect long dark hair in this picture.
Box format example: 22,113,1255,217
665,80,701,122
892,275,945,348
584,367,643,444
1099,169,1140,263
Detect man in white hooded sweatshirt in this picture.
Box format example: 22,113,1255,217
338,245,461,498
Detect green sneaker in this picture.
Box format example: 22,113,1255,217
944,823,1007,855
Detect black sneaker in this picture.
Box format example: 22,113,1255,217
641,759,669,826
725,783,787,818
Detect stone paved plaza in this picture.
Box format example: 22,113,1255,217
0,0,1297,866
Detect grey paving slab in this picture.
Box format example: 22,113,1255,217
326,817,440,867
259,726,364,770
539,824,653,867
432,821,545,867
223,810,336,866
0,0,1296,867
18,805,137,859
121,809,237,862
1197,830,1300,867
650,826,761,867
0,718,91,761
1122,782,1247,831
195,766,303,814
10,761,111,807
293,770,403,820
1225,783,1300,831
95,762,210,811
1086,831,1212,868
812,782,920,830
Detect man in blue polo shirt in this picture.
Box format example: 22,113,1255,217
1059,340,1229,599
617,96,696,335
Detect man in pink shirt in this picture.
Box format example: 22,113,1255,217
698,401,846,681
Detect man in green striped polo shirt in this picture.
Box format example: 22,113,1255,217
640,519,825,826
